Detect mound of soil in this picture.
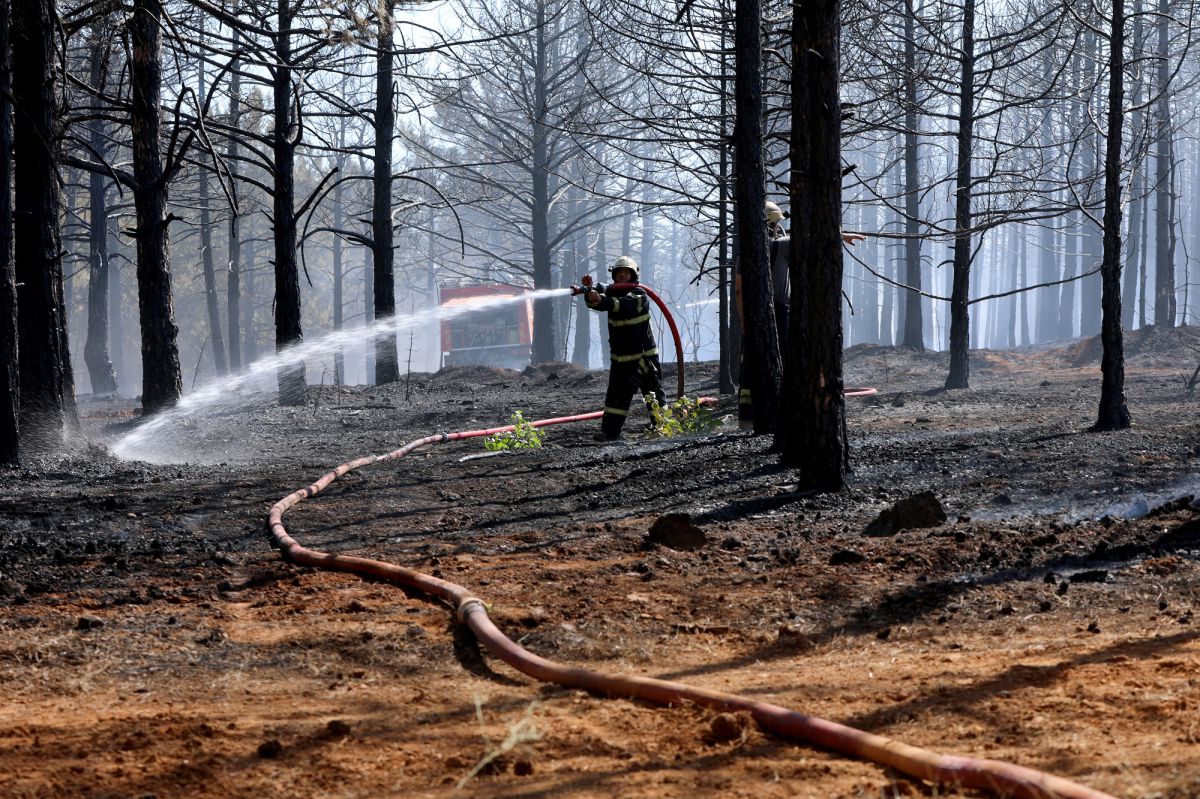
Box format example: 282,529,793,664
1066,323,1200,368
1,343,1198,799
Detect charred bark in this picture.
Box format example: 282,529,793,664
1057,46,1084,341
192,22,225,379
717,72,734,394
109,243,125,385
778,0,846,491
199,159,227,377
1122,2,1144,332
0,0,17,465
272,0,305,403
1093,1,1131,432
85,164,117,395
12,0,76,442
900,0,924,351
129,0,182,414
363,249,374,383
734,0,781,433
1152,0,1176,328
1035,105,1059,341
332,163,345,384
1079,31,1102,340
944,0,975,390
241,237,256,364
83,29,118,396
226,28,242,372
372,1,398,384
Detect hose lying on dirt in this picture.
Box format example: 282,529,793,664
266,411,1115,799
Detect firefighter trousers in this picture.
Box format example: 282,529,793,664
601,354,665,437
738,302,789,425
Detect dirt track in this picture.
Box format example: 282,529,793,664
1,328,1199,799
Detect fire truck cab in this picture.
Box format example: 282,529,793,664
438,282,533,370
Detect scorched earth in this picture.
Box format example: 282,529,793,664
1,329,1199,799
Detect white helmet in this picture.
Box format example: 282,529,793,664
610,255,640,281
765,201,785,224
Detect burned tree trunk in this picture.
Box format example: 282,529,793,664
944,0,975,390
717,86,734,394
332,163,345,384
196,45,226,377
1079,31,1102,340
130,0,182,414
272,0,305,403
372,1,399,384
733,0,781,433
226,28,242,372
0,0,17,464
12,0,77,442
85,163,118,395
1035,47,1060,344
83,28,118,396
199,163,227,376
1093,0,1131,432
778,0,847,491
242,237,257,364
1121,0,1145,332
901,0,924,351
1152,0,1176,328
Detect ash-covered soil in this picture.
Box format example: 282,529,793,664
1,325,1199,799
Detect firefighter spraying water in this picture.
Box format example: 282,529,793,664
569,257,665,442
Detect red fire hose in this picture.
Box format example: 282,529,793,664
266,411,1115,799
638,283,685,398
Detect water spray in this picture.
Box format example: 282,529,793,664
112,289,572,462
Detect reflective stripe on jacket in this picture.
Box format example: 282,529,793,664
588,286,658,361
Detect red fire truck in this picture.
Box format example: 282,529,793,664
438,282,533,370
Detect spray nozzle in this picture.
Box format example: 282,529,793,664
571,275,604,296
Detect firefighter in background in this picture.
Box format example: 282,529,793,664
584,256,666,442
736,201,865,428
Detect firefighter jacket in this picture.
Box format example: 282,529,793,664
769,235,791,310
735,234,791,343
587,285,658,364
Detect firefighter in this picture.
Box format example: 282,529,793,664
584,256,666,442
736,201,865,428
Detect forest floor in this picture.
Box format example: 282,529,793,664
1,326,1200,799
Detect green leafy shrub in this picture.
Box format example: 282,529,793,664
484,410,544,451
643,395,720,438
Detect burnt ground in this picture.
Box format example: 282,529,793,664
1,326,1199,799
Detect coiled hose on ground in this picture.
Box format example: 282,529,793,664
267,410,1116,799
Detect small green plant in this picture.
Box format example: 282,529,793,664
643,394,720,438
484,410,544,451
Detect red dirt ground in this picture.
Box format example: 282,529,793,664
2,329,1199,798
